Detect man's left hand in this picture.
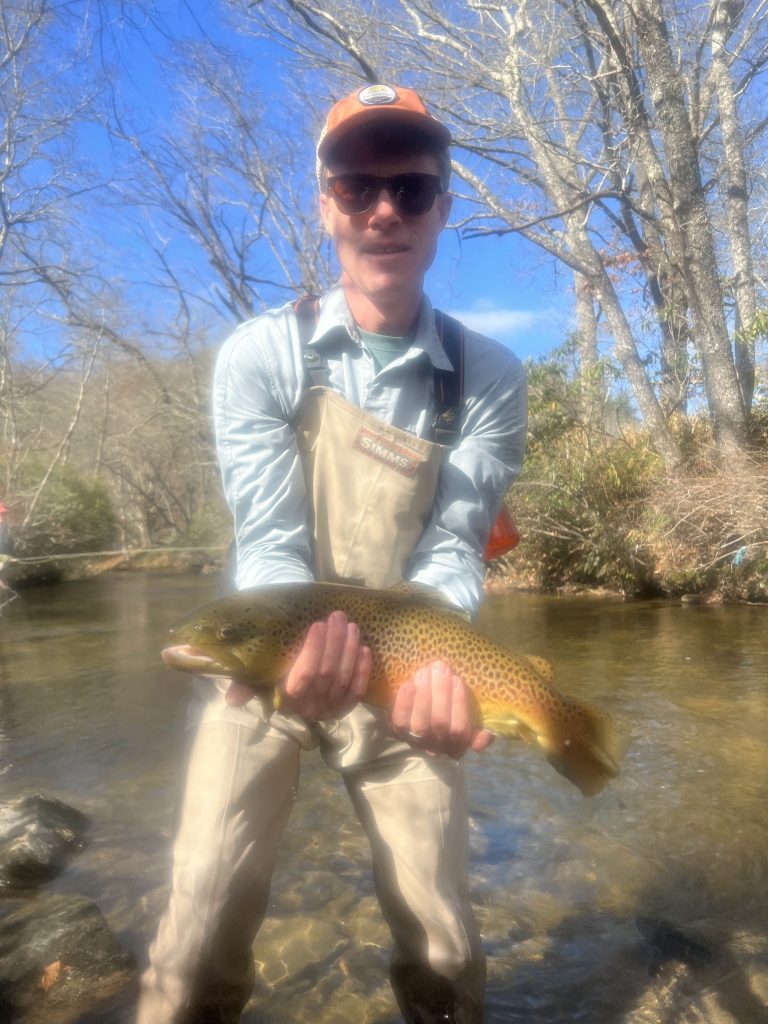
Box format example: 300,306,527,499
390,659,495,759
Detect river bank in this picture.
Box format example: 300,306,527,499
3,546,766,606
1,546,227,591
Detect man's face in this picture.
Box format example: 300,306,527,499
319,146,452,315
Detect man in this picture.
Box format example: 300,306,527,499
138,83,526,1024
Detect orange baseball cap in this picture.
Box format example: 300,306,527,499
317,84,451,161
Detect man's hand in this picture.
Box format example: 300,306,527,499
390,659,494,759
225,610,371,719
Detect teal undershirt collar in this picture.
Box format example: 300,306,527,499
358,328,414,373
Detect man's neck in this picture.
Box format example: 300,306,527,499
342,281,423,336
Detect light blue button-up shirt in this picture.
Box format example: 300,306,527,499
213,285,527,616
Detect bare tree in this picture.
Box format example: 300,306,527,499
107,38,336,325
710,0,762,412
0,2,226,548
228,0,768,468
0,0,106,503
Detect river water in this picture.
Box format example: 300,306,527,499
1,574,766,1023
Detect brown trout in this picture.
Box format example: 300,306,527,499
162,582,628,796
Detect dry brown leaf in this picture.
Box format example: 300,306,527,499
41,960,62,993
40,960,72,993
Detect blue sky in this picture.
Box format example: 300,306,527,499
427,228,571,360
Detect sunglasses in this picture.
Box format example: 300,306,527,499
326,173,445,216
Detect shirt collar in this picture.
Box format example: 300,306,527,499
308,284,455,372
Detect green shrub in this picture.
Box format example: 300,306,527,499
172,497,232,549
13,466,118,559
504,427,663,594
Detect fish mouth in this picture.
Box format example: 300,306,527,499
162,644,234,676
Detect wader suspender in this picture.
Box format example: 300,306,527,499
294,295,464,446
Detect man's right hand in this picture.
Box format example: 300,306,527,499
225,610,371,719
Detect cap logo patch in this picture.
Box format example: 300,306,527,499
358,84,398,107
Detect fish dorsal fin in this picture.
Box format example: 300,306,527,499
387,582,471,621
521,654,555,682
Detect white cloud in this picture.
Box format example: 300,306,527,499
446,307,545,339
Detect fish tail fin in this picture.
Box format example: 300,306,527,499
540,700,630,796
484,698,629,797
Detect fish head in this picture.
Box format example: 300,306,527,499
163,591,291,681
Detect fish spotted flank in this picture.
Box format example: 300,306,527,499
163,582,629,796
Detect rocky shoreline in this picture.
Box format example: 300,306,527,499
6,552,765,608
2,547,226,590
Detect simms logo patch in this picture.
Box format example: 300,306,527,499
353,427,425,477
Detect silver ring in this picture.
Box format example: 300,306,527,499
407,730,428,740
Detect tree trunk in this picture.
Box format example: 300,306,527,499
574,272,604,429
631,0,747,452
711,0,757,414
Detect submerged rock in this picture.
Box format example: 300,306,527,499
635,915,715,977
624,924,767,1024
0,795,88,889
0,892,136,1023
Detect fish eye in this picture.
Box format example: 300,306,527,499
217,625,240,642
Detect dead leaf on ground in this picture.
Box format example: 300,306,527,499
40,959,71,993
